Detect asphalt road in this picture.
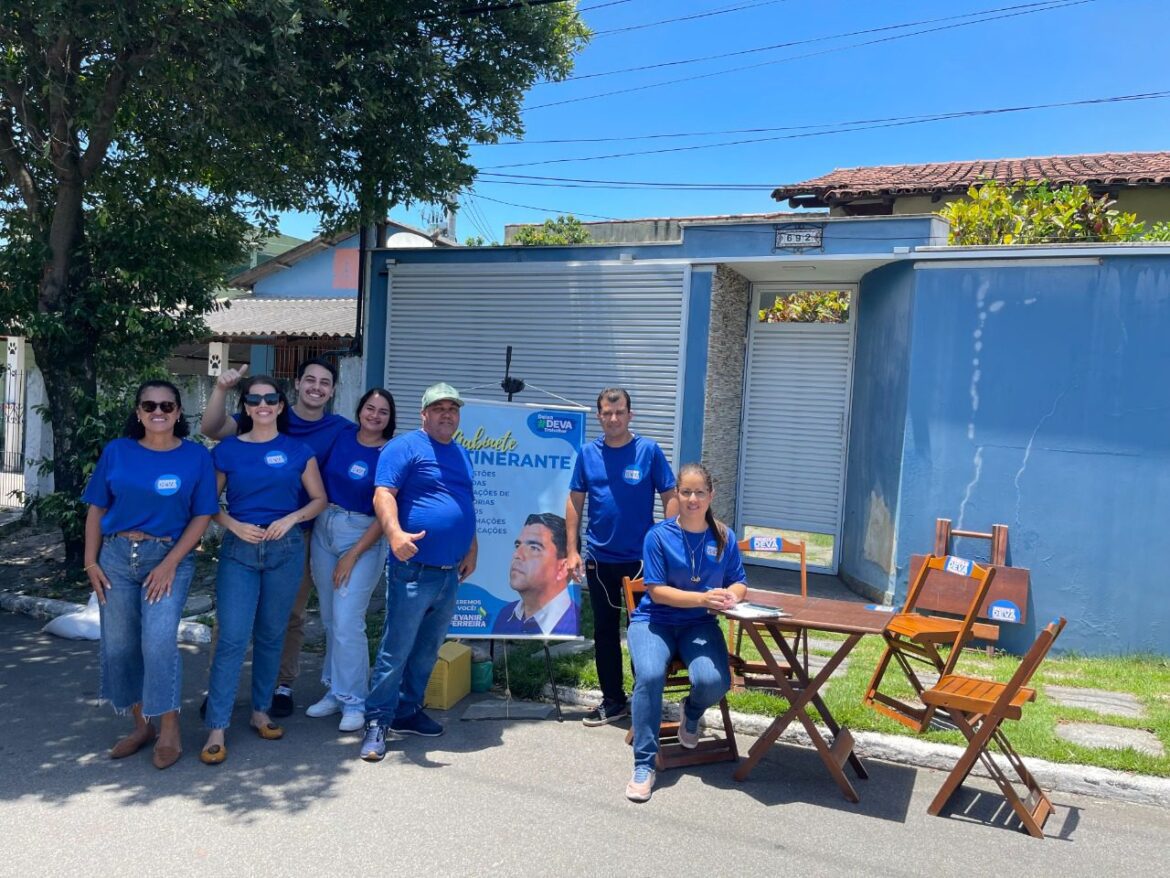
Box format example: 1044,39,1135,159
1,611,1167,877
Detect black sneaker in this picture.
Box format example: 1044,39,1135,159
390,710,444,737
582,701,629,727
360,721,387,762
270,686,294,718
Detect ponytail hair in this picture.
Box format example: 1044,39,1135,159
678,462,728,559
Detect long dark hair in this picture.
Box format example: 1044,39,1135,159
123,380,190,439
236,375,290,435
678,462,727,560
357,387,396,439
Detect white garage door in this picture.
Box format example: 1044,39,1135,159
383,262,688,459
737,284,857,573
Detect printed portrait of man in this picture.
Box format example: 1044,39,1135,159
492,512,578,637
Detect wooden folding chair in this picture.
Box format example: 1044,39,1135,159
726,536,807,689
622,576,738,769
863,554,997,732
922,618,1067,838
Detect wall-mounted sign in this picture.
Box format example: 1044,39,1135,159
774,223,824,251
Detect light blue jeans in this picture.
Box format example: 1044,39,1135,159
98,535,195,718
205,528,304,730
627,618,731,771
365,559,460,726
310,505,387,709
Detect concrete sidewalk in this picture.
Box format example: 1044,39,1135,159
1,611,1168,876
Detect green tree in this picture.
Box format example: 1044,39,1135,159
513,215,592,245
940,180,1147,245
0,1,586,564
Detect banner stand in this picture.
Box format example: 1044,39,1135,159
488,638,565,723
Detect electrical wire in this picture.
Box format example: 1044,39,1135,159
558,0,1075,82
474,192,621,219
591,0,796,38
526,0,1095,110
484,90,1170,169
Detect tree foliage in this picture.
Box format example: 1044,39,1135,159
512,214,592,245
940,180,1151,245
758,290,850,324
0,0,587,561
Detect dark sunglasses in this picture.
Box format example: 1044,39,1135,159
243,392,281,406
139,400,178,414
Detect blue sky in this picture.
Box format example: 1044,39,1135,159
279,0,1170,242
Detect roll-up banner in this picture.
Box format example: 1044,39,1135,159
450,399,588,640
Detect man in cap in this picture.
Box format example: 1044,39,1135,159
360,382,478,761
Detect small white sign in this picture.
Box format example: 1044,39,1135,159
774,225,824,249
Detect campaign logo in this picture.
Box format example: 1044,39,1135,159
705,543,718,558
533,412,574,435
944,555,974,576
348,461,369,480
264,450,288,468
155,474,181,496
988,600,1021,623
622,466,643,484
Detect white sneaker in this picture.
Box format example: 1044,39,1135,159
306,694,342,718
339,709,365,732
677,698,699,750
625,766,656,802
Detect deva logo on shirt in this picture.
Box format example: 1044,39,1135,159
622,466,643,485
264,450,288,468
154,474,181,496
347,461,369,480
705,543,718,558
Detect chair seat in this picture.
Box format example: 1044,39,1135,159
921,674,1036,720
886,613,964,641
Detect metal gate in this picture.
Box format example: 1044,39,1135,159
1,360,26,509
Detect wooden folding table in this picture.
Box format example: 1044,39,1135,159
728,592,891,802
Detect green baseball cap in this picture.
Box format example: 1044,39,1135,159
421,381,464,409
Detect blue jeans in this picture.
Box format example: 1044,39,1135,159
627,618,731,771
365,560,460,725
98,535,195,718
310,505,387,709
206,528,304,730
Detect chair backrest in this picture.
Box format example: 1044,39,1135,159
622,576,646,615
903,554,998,674
737,536,807,598
989,617,1067,716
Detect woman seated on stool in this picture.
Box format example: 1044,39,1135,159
625,462,747,803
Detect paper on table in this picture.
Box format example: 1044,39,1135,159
725,602,789,620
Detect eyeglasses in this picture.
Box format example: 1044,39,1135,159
679,489,709,499
243,392,281,406
139,400,177,414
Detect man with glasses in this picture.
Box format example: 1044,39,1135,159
360,382,477,762
200,357,352,717
565,387,678,727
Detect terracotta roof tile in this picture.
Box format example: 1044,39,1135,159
205,297,356,339
771,151,1170,205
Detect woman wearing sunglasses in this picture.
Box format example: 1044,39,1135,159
306,388,396,732
82,380,219,769
201,376,327,765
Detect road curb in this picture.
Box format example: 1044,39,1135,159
0,590,211,644
548,684,1170,809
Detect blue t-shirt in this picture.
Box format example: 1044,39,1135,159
212,434,315,526
569,434,676,563
375,429,476,568
82,437,220,540
320,424,385,516
632,519,747,626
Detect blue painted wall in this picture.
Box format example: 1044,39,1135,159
254,235,360,298
895,257,1170,654
839,262,918,601
678,268,714,465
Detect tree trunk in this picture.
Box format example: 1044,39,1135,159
33,180,95,569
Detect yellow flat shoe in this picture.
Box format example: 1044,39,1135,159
199,744,227,765
251,721,284,740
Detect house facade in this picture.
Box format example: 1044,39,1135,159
361,215,1170,655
